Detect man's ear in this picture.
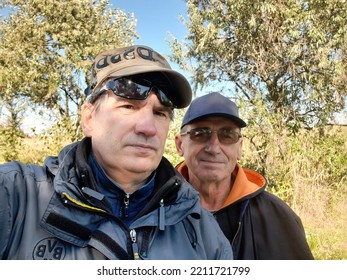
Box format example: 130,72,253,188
81,103,94,137
237,138,243,160
174,135,184,156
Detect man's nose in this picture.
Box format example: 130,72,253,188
204,132,222,153
134,108,157,137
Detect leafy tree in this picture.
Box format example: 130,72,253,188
164,108,187,166
0,96,25,161
168,5,347,258
169,0,347,131
0,0,138,140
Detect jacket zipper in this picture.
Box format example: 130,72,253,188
61,192,106,213
124,193,130,217
231,221,242,248
159,199,165,230
231,200,250,250
130,229,140,260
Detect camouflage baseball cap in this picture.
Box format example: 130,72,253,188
85,45,192,108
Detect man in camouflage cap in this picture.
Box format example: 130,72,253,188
0,45,233,260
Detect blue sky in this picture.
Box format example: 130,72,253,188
111,1,213,96
112,0,188,58
111,0,215,97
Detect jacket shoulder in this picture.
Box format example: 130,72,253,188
0,161,48,182
255,191,298,215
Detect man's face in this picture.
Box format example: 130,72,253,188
81,90,172,184
175,116,243,183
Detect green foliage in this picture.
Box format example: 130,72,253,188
0,123,23,161
169,0,347,129
164,108,187,166
0,97,26,161
0,0,138,136
240,123,347,259
2,113,84,164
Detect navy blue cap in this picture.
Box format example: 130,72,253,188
181,92,247,128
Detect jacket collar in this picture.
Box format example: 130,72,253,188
176,162,266,207
44,138,202,222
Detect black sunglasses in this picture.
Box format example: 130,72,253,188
181,127,242,144
89,77,175,108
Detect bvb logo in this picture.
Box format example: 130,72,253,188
33,238,66,260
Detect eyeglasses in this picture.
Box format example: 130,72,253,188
90,77,175,108
181,127,242,144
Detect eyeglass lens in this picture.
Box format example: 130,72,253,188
183,128,241,144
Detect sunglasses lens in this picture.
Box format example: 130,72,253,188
152,87,174,108
109,78,151,100
190,129,211,142
188,128,240,144
218,129,239,144
99,78,174,108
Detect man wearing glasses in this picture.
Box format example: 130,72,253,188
0,46,232,260
175,92,314,260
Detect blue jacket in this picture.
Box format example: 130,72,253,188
0,138,232,260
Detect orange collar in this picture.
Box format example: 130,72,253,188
176,162,266,209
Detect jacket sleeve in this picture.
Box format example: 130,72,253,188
0,162,48,259
0,162,27,258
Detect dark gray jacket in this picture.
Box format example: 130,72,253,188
0,138,232,260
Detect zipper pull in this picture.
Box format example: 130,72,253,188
130,229,140,260
124,193,130,217
159,199,165,230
